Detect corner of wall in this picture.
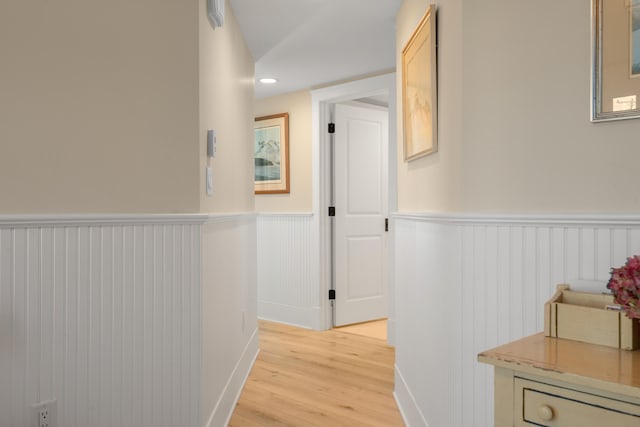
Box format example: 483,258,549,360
204,326,259,427
394,365,429,427
198,0,255,214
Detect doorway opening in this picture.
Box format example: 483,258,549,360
331,100,389,328
311,73,397,344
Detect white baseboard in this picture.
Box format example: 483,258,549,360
387,318,396,347
258,301,318,330
205,327,260,427
394,365,429,427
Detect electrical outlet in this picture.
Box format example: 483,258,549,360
39,408,49,427
32,399,57,427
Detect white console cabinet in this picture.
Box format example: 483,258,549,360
479,333,640,426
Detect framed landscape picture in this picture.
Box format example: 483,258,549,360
592,0,640,121
402,4,437,161
254,113,290,194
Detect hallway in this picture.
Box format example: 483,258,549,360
229,321,404,426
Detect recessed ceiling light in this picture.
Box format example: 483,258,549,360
259,78,278,84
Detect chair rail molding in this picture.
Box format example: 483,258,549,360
392,211,640,226
0,213,208,227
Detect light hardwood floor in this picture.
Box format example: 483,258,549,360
334,319,387,341
229,321,404,427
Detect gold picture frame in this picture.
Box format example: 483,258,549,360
254,113,290,194
592,0,640,121
402,5,438,161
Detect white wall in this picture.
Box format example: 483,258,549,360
393,213,640,427
0,216,204,427
0,213,260,427
201,215,258,427
256,214,317,329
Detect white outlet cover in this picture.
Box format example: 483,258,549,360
32,399,57,427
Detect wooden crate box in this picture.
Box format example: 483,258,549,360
544,284,640,350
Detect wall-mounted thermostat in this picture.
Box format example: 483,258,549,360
207,0,224,28
207,129,217,158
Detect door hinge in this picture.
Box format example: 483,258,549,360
328,289,336,300
328,206,335,217
328,123,335,134
385,218,389,232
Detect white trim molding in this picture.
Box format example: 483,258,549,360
0,213,208,227
206,328,259,427
256,212,313,217
206,212,257,223
393,211,640,227
312,73,397,330
394,366,429,427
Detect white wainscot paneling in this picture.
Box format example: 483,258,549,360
201,213,259,427
257,214,316,329
0,216,203,427
392,213,640,427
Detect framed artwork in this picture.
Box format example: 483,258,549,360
254,113,290,194
402,4,438,161
592,0,640,121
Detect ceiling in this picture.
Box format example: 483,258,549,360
228,0,403,99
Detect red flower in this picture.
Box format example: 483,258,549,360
607,255,640,319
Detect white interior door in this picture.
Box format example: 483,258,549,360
334,103,388,326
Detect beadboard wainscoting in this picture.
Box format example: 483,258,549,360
0,215,205,427
201,213,258,427
392,213,640,427
256,213,318,329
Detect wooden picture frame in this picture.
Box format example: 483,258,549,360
592,0,640,121
402,5,438,161
254,113,290,194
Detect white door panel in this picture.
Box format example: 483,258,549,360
334,103,388,326
346,236,383,298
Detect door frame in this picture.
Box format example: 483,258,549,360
333,102,389,327
310,73,397,342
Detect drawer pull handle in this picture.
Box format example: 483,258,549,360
538,404,554,421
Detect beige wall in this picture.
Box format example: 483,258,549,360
397,0,640,213
460,0,640,212
255,90,313,213
396,0,463,212
199,0,256,214
0,0,200,213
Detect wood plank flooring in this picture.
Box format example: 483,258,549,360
334,319,387,341
229,321,404,427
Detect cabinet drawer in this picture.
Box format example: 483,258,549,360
515,378,640,426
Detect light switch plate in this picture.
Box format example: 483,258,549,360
206,167,213,196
